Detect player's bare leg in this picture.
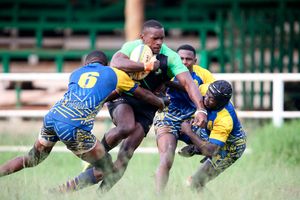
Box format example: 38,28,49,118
155,128,177,194
74,104,137,193
0,139,53,177
102,104,136,151
99,123,145,192
188,159,218,191
80,104,137,174
51,140,114,193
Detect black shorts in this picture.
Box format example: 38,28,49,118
107,95,158,135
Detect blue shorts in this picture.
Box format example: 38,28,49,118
155,110,246,173
154,109,202,144
38,113,97,154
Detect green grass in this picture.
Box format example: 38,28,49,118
0,120,300,200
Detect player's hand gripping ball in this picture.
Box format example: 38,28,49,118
128,44,155,80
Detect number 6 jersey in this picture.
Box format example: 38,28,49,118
48,63,138,131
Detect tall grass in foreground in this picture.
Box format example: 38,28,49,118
0,120,300,200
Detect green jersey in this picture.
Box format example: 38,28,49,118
119,39,188,78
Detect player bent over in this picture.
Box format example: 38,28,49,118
0,50,168,193
179,80,246,191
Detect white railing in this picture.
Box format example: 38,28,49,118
1,73,300,127
214,73,300,127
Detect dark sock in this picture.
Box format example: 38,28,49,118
92,153,113,175
101,136,112,152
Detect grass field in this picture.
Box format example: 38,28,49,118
0,119,300,200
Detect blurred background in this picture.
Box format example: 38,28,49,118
0,0,300,129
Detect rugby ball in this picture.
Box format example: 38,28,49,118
128,44,153,80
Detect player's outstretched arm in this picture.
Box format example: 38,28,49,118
113,66,168,109
133,86,169,110
176,71,207,127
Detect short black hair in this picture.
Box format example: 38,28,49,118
142,19,163,30
85,50,108,66
177,44,196,56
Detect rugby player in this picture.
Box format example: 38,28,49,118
179,80,247,191
0,50,168,192
154,44,215,194
98,20,209,192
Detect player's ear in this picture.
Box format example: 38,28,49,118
140,33,144,41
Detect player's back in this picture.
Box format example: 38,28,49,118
49,63,118,130
68,63,117,104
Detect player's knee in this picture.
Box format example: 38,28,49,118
165,159,173,171
116,123,136,138
160,157,173,171
91,141,107,158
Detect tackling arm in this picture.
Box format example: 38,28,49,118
176,71,207,127
105,90,120,102
132,86,169,110
113,67,168,109
181,122,220,157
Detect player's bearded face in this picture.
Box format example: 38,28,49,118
141,27,165,54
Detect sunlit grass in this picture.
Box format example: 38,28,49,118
0,120,300,200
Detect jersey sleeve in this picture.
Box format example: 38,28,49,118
112,67,138,93
209,110,233,147
193,65,216,84
160,44,189,77
199,83,209,96
119,40,143,57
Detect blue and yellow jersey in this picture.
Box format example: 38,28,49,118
166,65,215,116
199,84,245,147
49,63,138,131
